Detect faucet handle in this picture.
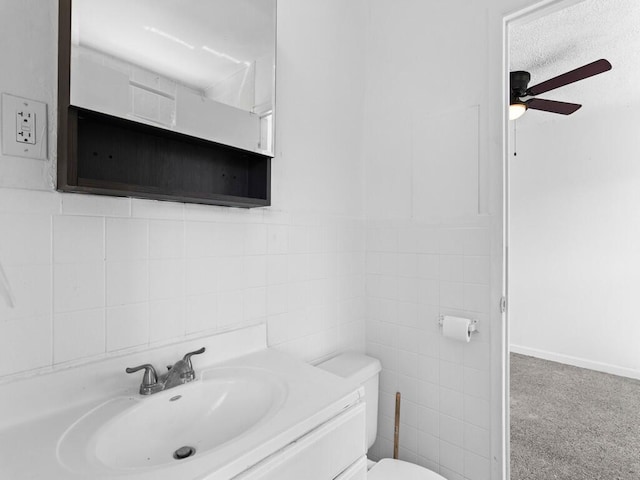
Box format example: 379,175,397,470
125,364,158,389
182,347,205,369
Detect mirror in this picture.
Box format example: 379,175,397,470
69,0,276,156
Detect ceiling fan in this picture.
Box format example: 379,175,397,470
509,58,612,120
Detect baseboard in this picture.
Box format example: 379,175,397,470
509,344,640,380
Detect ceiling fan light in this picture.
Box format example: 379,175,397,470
509,102,527,121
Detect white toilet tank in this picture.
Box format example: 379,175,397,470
317,353,381,450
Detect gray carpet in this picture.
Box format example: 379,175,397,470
510,353,640,480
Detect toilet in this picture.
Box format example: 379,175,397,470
318,353,446,480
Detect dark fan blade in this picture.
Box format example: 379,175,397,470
527,98,582,115
526,59,612,96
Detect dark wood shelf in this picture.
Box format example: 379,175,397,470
58,107,270,208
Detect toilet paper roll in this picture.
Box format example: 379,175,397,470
441,315,472,342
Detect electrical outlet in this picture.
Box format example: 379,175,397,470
1,93,47,160
16,110,36,145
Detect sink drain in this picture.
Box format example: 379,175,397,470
173,446,196,460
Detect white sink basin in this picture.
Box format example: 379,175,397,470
57,367,287,473
1,328,361,480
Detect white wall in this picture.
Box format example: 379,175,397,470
273,0,366,217
509,107,640,379
362,1,543,479
0,0,367,379
362,2,494,479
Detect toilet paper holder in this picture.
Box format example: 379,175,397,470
438,315,479,334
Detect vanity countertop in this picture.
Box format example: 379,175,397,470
0,326,362,480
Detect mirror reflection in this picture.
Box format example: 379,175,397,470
70,0,275,155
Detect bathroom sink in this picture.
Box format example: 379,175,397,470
57,367,287,473
1,328,362,480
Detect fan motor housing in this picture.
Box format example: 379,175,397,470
510,71,531,100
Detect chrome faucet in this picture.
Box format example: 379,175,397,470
126,347,206,395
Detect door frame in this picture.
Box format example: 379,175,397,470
500,1,588,478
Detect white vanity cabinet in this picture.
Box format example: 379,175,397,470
334,457,368,480
235,403,367,480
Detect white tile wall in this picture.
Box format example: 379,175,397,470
366,221,492,480
54,262,105,313
149,298,185,343
0,189,366,378
53,308,105,363
106,303,149,351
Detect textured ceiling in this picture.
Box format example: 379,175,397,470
509,0,640,124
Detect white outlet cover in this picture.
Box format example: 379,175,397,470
1,93,48,160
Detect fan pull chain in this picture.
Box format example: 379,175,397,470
513,120,517,157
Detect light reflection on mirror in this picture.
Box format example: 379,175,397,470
70,0,275,156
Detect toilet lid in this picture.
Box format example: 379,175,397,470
368,459,446,480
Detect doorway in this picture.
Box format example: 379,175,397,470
505,0,640,478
